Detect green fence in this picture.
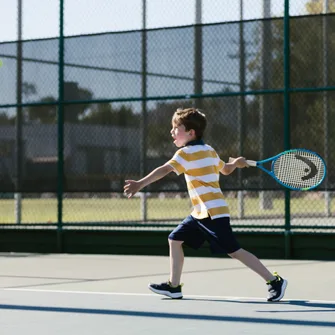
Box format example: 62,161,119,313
0,1,334,248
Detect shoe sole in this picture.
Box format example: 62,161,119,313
148,285,183,299
268,279,288,302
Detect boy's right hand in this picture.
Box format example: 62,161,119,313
124,180,141,198
229,157,249,168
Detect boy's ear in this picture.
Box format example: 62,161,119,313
189,129,196,137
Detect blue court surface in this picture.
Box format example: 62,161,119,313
0,254,334,335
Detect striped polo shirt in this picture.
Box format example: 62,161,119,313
168,140,229,220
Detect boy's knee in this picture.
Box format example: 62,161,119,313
168,238,183,246
228,248,243,259
228,252,236,259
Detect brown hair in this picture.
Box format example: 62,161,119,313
172,108,207,140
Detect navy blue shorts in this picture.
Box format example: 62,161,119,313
168,215,241,254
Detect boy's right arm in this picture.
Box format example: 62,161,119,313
124,163,174,198
220,157,249,175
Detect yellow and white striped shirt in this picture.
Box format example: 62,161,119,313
168,142,229,220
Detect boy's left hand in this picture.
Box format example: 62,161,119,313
124,180,141,198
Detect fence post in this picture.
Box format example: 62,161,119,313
323,0,331,216
57,0,65,252
140,0,148,222
237,0,245,218
259,0,273,211
194,0,203,110
283,0,291,259
15,0,23,224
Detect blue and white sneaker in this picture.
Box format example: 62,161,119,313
148,281,183,299
267,272,288,302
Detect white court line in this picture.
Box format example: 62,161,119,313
3,288,335,304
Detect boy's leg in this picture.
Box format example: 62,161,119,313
229,248,287,302
148,215,205,299
169,239,184,286
147,239,184,299
200,217,287,302
228,248,275,281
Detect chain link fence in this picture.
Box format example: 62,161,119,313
0,0,334,234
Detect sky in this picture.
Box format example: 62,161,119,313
0,0,309,42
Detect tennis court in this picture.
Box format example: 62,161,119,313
1,253,334,335
1,2,335,333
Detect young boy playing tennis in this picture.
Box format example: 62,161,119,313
124,108,287,302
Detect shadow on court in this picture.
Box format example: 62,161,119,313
0,303,334,328
178,298,335,312
180,297,335,313
0,260,319,290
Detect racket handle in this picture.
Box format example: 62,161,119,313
246,160,257,167
229,157,257,167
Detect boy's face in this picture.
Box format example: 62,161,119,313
170,123,194,147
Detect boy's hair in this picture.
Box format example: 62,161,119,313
172,108,207,139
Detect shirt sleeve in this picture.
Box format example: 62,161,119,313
167,149,186,175
215,150,225,172
218,159,225,172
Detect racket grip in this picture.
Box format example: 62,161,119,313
229,157,257,167
246,160,257,167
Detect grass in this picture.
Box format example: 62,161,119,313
0,194,333,224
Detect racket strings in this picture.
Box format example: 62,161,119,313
273,151,325,189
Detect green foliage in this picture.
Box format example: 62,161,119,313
248,13,335,154
0,112,15,125
63,82,93,123
80,103,140,127
306,0,335,14
25,81,94,124
28,96,57,124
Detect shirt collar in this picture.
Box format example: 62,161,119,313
185,139,205,146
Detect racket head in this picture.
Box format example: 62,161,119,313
270,149,326,191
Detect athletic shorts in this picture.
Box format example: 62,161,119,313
168,215,241,254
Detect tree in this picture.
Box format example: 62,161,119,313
0,112,15,125
80,103,139,127
306,0,335,13
26,82,93,124
63,82,93,123
22,82,37,100
27,96,57,124
247,1,335,186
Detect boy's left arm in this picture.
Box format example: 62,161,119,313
220,156,249,175
124,163,174,198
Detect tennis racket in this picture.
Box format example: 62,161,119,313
230,149,327,191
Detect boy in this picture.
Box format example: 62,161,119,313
124,108,287,302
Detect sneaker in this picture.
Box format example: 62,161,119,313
267,272,288,302
148,281,183,299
